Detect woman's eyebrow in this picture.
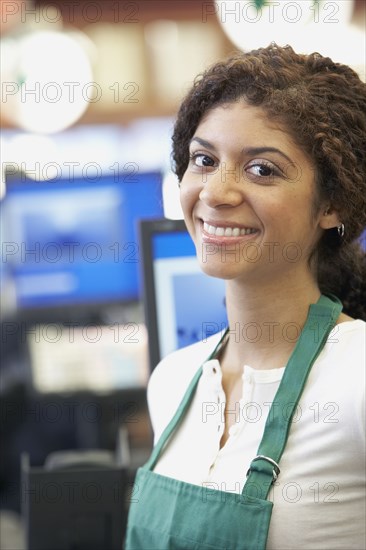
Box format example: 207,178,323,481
242,147,294,165
190,139,294,165
189,137,216,151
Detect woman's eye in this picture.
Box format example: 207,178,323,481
246,162,279,180
190,153,215,167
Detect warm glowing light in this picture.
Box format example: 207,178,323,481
215,0,364,80
1,30,93,133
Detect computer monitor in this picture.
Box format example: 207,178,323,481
139,218,228,371
1,171,164,323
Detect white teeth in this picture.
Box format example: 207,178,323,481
203,222,257,237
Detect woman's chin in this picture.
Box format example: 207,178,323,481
197,258,247,281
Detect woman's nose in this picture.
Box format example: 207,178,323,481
199,162,243,208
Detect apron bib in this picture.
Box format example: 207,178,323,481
125,294,342,550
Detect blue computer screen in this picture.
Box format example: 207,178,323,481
2,172,163,310
151,230,228,358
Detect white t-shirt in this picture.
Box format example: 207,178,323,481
148,320,366,550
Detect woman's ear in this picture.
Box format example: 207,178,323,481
318,206,342,230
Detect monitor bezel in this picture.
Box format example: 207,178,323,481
139,218,188,372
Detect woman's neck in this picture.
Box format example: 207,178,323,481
222,273,321,371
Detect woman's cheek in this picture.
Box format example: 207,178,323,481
180,184,197,212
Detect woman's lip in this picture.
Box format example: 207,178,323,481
201,232,259,245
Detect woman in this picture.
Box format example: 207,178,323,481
126,44,366,549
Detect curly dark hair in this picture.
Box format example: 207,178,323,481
171,44,366,320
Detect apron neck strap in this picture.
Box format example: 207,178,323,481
243,293,342,498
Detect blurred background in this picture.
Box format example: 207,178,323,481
0,1,365,548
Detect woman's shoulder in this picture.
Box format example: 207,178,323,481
320,318,365,371
307,319,365,432
331,318,365,346
147,331,224,437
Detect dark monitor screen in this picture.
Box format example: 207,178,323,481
1,172,164,321
139,218,228,371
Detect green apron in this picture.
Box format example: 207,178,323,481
125,294,342,550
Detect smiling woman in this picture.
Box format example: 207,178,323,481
125,44,366,550
173,45,366,319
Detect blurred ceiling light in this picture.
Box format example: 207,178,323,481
1,29,93,133
215,0,364,77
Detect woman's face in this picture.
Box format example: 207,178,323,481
180,100,331,284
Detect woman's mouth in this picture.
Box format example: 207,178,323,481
203,221,258,238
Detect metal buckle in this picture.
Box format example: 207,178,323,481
246,455,281,483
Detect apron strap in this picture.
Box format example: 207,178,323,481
144,330,228,471
243,294,342,499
